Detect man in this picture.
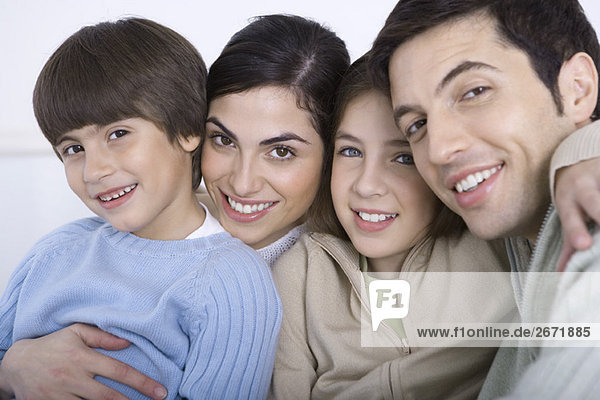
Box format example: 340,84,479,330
369,0,600,398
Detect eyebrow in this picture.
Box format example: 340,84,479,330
336,131,410,147
206,116,311,146
54,133,80,148
393,61,500,124
436,61,499,95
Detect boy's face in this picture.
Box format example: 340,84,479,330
388,15,576,242
55,118,201,239
331,90,439,272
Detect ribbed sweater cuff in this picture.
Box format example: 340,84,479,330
550,120,600,203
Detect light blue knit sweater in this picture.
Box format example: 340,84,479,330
0,217,282,399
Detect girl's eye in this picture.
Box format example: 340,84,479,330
462,86,488,100
63,144,84,156
339,147,362,158
268,146,295,160
406,119,426,139
212,134,234,147
395,153,414,165
108,129,129,140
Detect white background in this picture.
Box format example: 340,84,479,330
1,0,599,292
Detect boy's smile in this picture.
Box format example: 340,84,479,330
56,118,203,240
96,184,138,209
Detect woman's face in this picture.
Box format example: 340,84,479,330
331,90,439,272
202,86,324,249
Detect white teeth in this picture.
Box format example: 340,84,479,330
227,197,274,214
99,184,137,202
357,211,398,223
455,165,502,193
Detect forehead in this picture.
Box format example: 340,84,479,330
207,86,319,143
337,90,404,142
388,14,529,100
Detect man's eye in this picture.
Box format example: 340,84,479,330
406,119,426,138
462,86,488,100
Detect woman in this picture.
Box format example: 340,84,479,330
0,14,349,400
200,14,348,266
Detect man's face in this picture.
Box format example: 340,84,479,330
388,15,577,241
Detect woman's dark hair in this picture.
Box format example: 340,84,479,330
310,54,466,240
369,0,600,120
207,14,350,221
33,17,207,188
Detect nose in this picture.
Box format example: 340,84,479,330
426,110,471,165
228,153,263,197
83,146,114,183
353,158,388,198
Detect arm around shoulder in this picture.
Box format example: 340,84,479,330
179,243,281,399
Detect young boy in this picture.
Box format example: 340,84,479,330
0,18,281,400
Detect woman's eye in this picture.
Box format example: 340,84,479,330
108,129,129,140
395,153,414,165
269,146,295,160
462,86,488,100
213,135,234,147
63,144,84,156
339,147,362,158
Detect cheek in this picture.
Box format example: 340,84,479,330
277,159,323,208
64,164,83,196
330,161,350,209
200,145,224,184
404,177,440,221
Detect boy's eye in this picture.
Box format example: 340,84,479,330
63,144,84,156
108,129,129,140
339,147,362,158
395,153,414,165
268,146,295,160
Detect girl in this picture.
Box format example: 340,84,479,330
269,56,516,399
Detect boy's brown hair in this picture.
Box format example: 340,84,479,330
33,17,207,188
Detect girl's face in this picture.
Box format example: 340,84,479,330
331,90,439,272
202,86,324,249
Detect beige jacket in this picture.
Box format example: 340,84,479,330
270,231,515,400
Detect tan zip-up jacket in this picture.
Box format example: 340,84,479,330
270,231,515,400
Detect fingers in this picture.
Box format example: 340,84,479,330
1,325,167,400
70,323,131,350
557,241,576,273
554,158,600,267
84,351,167,400
69,324,167,400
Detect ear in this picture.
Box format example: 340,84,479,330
558,52,598,126
177,134,202,152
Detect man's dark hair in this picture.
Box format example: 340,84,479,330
369,0,600,120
